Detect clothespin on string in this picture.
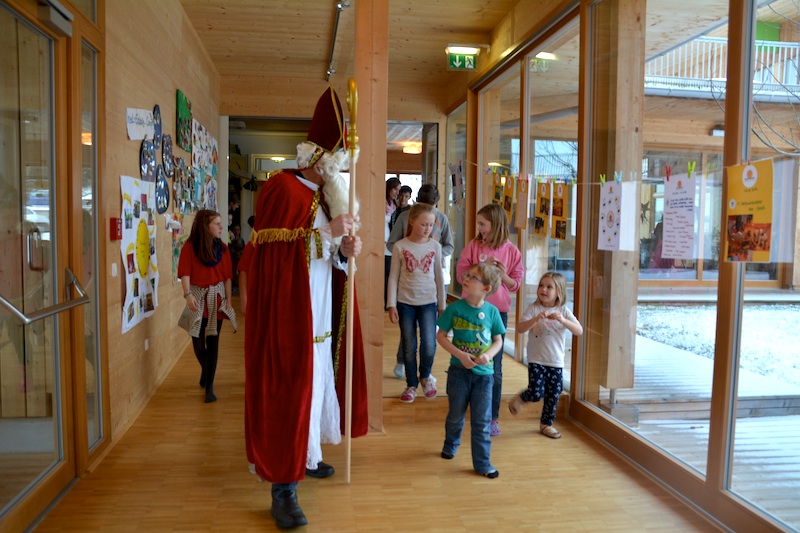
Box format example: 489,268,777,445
599,173,606,186
665,166,671,181
614,171,622,184
688,161,696,179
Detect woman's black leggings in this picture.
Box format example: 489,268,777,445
192,318,222,394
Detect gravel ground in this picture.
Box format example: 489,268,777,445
637,304,800,388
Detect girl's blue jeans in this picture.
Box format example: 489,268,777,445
442,364,494,474
397,301,437,388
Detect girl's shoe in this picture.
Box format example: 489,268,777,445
489,420,500,436
508,394,525,415
421,375,437,398
400,387,417,403
540,424,561,439
393,363,405,378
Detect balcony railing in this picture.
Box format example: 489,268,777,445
645,36,800,101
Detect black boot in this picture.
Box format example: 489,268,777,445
271,485,307,528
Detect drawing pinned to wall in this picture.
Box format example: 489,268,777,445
140,139,156,181
125,108,155,140
173,158,184,210
120,175,159,333
152,104,162,149
162,134,174,177
191,119,208,170
209,136,219,178
503,174,515,222
176,89,192,152
204,177,218,211
155,165,170,214
193,168,205,206
492,169,503,203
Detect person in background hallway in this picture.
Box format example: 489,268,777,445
386,203,446,403
244,86,368,529
384,176,402,310
229,223,245,294
456,203,523,438
178,209,237,404
509,271,583,439
437,262,504,479
387,184,454,379
389,184,413,232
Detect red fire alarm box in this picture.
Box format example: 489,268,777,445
110,217,122,240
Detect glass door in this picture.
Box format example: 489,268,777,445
0,2,89,527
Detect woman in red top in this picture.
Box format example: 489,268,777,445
178,210,236,403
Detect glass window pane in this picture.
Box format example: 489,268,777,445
522,20,580,391
445,102,467,298
732,2,800,529
81,42,102,449
70,0,96,24
582,0,731,478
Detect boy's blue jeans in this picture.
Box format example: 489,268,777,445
397,301,437,388
442,364,494,474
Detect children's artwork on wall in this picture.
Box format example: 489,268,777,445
450,161,464,209
125,108,155,140
191,119,208,170
204,177,218,211
172,231,189,283
140,140,156,181
152,104,162,149
120,175,159,333
209,136,219,178
662,170,696,260
492,170,503,203
173,158,184,210
155,165,170,214
162,134,174,177
176,90,192,152
193,168,205,207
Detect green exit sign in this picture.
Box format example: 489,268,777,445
448,53,476,70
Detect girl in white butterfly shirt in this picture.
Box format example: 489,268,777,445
387,203,446,403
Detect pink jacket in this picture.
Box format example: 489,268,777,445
456,239,523,313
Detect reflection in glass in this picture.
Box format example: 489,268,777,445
446,102,467,298
0,6,59,516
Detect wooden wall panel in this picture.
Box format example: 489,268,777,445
104,0,219,439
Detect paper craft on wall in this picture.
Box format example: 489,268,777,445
492,170,503,203
176,90,192,152
120,175,159,333
140,140,156,182
514,175,530,230
725,159,774,262
152,104,162,149
204,177,218,211
162,134,174,177
551,180,568,241
662,169,696,260
155,165,170,214
125,108,155,141
597,179,638,251
533,181,550,238
450,161,464,208
192,119,208,170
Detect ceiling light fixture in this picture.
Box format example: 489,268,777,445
402,143,422,155
535,51,557,61
271,156,286,163
445,44,489,56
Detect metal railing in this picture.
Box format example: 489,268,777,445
645,36,800,99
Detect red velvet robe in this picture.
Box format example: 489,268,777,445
244,171,368,484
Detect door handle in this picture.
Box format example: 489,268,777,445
0,268,90,325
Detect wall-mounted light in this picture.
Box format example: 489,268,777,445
402,143,422,155
535,51,557,61
710,126,725,137
271,156,286,163
445,45,483,56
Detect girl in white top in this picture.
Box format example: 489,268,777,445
509,271,583,439
387,203,445,403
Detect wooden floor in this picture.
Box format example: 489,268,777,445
33,310,720,532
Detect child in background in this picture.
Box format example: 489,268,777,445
178,210,237,403
509,271,583,439
437,263,505,478
456,203,523,437
387,203,446,403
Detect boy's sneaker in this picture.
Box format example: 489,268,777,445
400,387,417,403
508,393,525,415
393,363,405,379
421,375,438,399
489,420,500,436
